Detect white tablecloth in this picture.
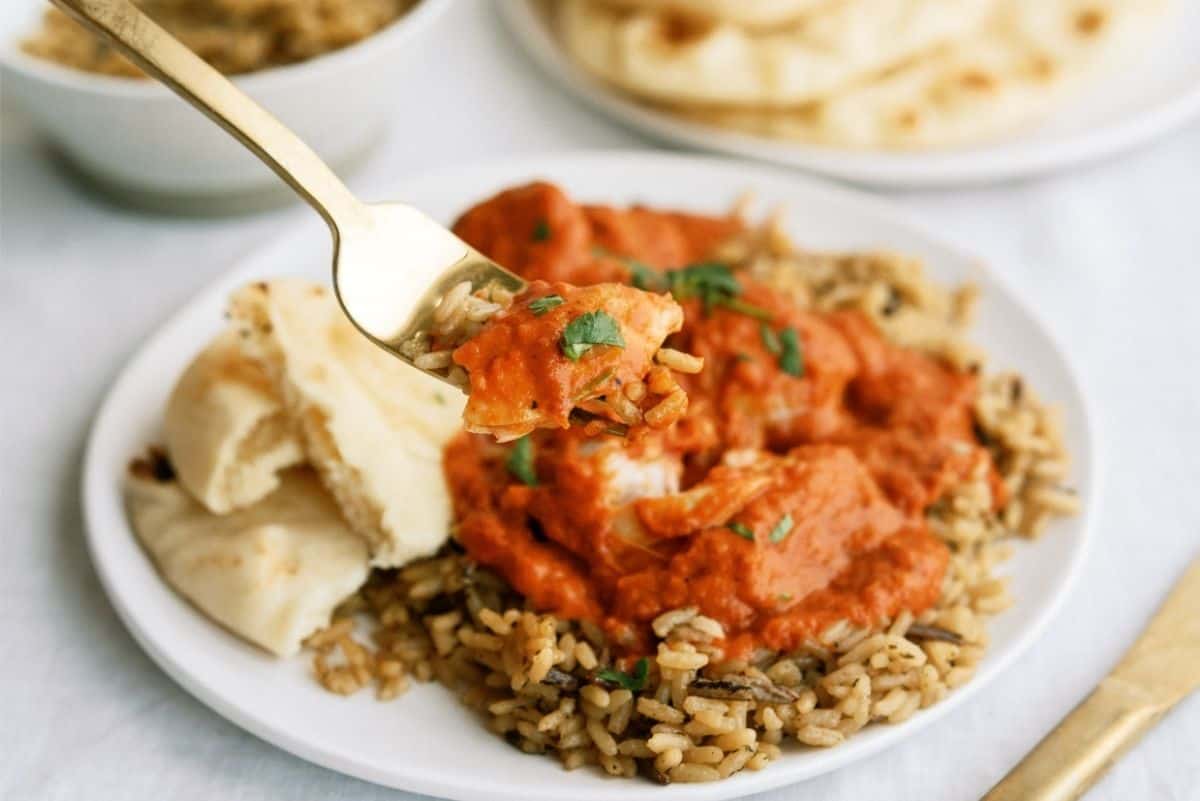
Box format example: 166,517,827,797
3,3,1199,800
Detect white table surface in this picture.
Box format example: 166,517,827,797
2,3,1199,800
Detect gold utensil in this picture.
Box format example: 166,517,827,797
50,0,527,378
983,555,1200,801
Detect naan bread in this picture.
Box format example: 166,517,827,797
672,0,1171,148
557,0,996,107
593,0,832,29
229,279,464,568
126,460,368,657
164,329,304,515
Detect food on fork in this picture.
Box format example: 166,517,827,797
420,280,694,442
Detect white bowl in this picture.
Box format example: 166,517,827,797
0,0,450,208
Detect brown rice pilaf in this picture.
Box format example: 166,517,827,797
307,213,1078,784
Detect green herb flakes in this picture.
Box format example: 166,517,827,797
778,327,804,377
668,262,741,303
561,310,625,361
529,295,564,316
727,522,755,540
760,323,782,355
768,513,794,543
506,436,538,487
629,261,667,292
532,220,551,242
596,657,649,691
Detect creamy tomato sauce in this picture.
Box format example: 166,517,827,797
444,182,998,657
454,281,683,441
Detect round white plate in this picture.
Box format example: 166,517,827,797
499,0,1200,188
82,152,1096,801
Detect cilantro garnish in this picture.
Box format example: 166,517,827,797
721,298,773,320
760,323,782,355
529,295,564,316
596,657,649,691
768,514,794,543
760,324,804,377
667,262,741,307
561,310,625,361
624,260,772,321
777,327,804,377
506,436,538,486
532,220,551,242
629,261,666,292
727,522,755,540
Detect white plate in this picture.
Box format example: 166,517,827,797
498,0,1200,188
82,151,1096,801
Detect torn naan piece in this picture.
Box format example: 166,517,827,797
672,0,1172,148
126,457,368,657
557,0,996,107
591,0,833,29
164,328,304,515
228,279,464,568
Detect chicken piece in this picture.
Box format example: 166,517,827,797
453,281,686,442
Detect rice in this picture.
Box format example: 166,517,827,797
307,214,1077,783
22,0,418,78
405,280,700,431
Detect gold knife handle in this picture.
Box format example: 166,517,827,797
49,0,364,230
982,678,1169,801
983,556,1200,801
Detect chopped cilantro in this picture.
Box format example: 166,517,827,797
667,262,741,304
529,295,564,316
727,522,755,540
768,514,794,543
532,220,551,242
721,297,773,320
760,323,782,355
624,260,773,322
561,310,625,361
629,261,666,292
735,352,753,363
506,436,538,487
778,327,804,377
761,324,804,377
778,592,793,603
596,657,649,692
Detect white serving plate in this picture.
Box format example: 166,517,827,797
498,0,1200,189
82,151,1096,801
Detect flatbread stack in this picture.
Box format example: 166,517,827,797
126,279,465,657
554,0,1172,148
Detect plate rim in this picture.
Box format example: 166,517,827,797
81,149,1098,801
497,0,1200,189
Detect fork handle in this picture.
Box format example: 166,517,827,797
50,0,365,230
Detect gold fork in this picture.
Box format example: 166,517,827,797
50,0,528,375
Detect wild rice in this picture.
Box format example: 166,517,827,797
306,216,1077,783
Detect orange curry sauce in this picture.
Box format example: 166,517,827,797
444,182,1001,658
